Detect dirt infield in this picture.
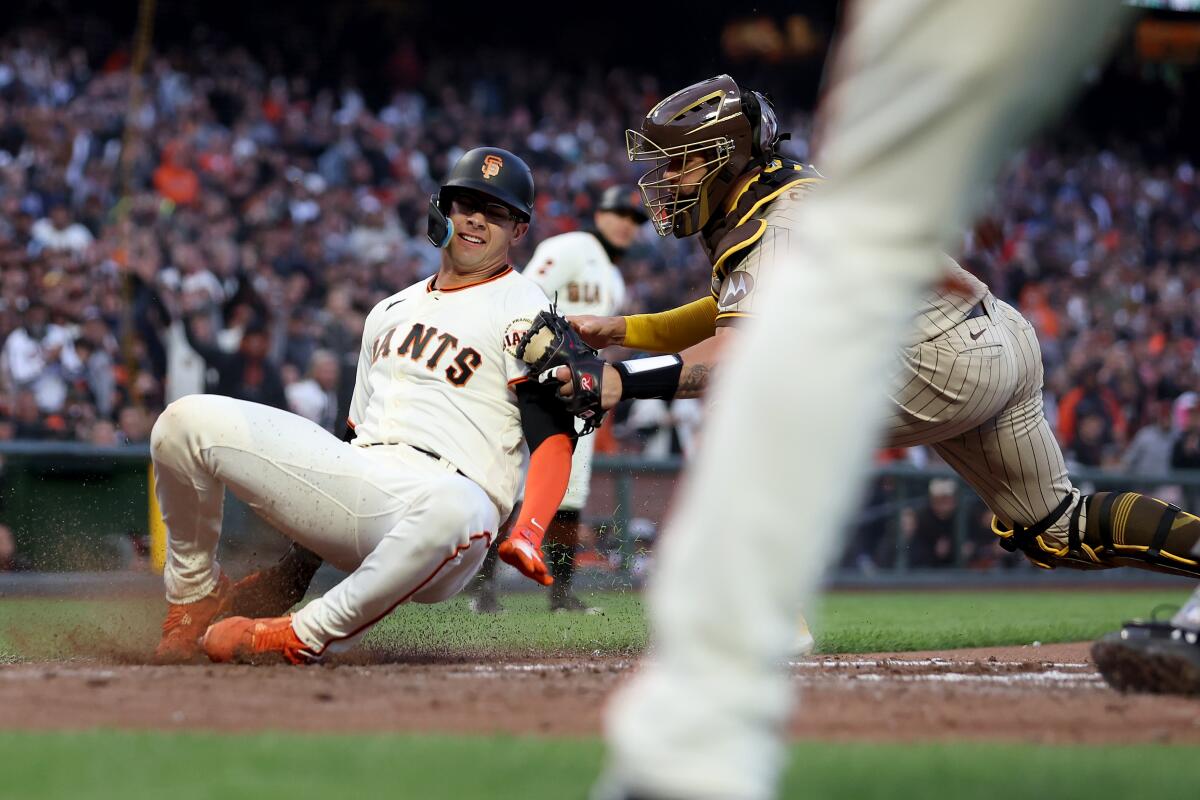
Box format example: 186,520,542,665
2,643,1198,743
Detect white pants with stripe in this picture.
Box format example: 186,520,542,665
151,394,499,655
599,1,1125,799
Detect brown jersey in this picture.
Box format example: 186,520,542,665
703,159,988,343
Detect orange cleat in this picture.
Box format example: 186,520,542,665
202,615,314,665
154,574,233,664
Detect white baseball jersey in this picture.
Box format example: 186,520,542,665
524,231,626,317
523,231,627,510
349,266,553,520
153,265,565,663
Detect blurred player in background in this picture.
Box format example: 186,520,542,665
469,186,646,613
152,147,577,665
592,2,1131,799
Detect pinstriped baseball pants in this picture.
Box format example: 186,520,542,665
886,295,1080,542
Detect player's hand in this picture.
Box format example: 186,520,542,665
497,528,554,586
567,315,625,349
550,363,622,410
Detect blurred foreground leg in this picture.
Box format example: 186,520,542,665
598,1,1126,798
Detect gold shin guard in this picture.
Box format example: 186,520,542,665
993,492,1200,578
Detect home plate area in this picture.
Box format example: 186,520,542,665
1,642,1199,743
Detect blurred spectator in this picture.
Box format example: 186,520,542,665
117,405,155,444
0,523,30,572
346,195,409,265
901,479,960,568
1058,366,1127,454
153,141,200,206
73,310,118,417
1072,411,1121,469
2,302,82,412
184,313,287,409
1173,405,1200,509
1120,400,1177,477
10,389,49,439
286,349,342,433
1173,406,1200,471
31,202,94,255
0,18,1191,483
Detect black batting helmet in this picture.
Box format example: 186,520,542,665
438,147,535,221
597,184,648,224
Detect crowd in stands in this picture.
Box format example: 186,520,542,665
0,23,1196,491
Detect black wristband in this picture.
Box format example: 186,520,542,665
613,355,684,401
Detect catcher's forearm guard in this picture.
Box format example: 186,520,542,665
516,309,607,435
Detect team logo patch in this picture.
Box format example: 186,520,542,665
503,317,532,356
482,154,504,180
579,373,594,392
719,272,755,306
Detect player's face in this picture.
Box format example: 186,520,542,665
445,191,528,272
594,209,641,250
662,154,709,198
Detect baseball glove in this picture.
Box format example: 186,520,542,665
516,309,607,434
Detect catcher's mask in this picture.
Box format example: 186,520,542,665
627,74,784,238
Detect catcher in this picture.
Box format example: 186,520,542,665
537,75,1200,651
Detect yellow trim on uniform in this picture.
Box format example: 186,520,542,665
735,177,820,229
991,511,1199,568
148,464,166,573
1113,493,1137,546
721,159,803,215
712,219,767,277
623,295,719,353
715,311,754,318
1107,543,1199,567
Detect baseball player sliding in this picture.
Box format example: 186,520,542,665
470,185,646,613
152,147,575,665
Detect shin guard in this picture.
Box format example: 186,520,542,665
994,492,1200,578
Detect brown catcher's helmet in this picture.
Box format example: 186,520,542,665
627,74,782,238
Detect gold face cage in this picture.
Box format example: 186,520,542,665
626,129,734,237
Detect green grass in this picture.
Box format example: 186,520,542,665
0,731,1192,800
0,588,1191,661
1,590,1194,799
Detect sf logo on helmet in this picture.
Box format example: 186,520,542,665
482,154,504,179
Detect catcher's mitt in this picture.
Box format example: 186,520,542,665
516,309,607,434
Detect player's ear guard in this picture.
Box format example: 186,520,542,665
427,194,454,248
993,492,1200,579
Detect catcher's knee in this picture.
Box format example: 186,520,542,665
993,492,1200,578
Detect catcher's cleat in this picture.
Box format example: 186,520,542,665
202,615,315,666
468,586,505,614
549,591,601,615
154,574,233,664
1092,619,1200,696
791,614,815,658
225,544,323,619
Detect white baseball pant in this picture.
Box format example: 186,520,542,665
152,394,499,655
598,1,1127,798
